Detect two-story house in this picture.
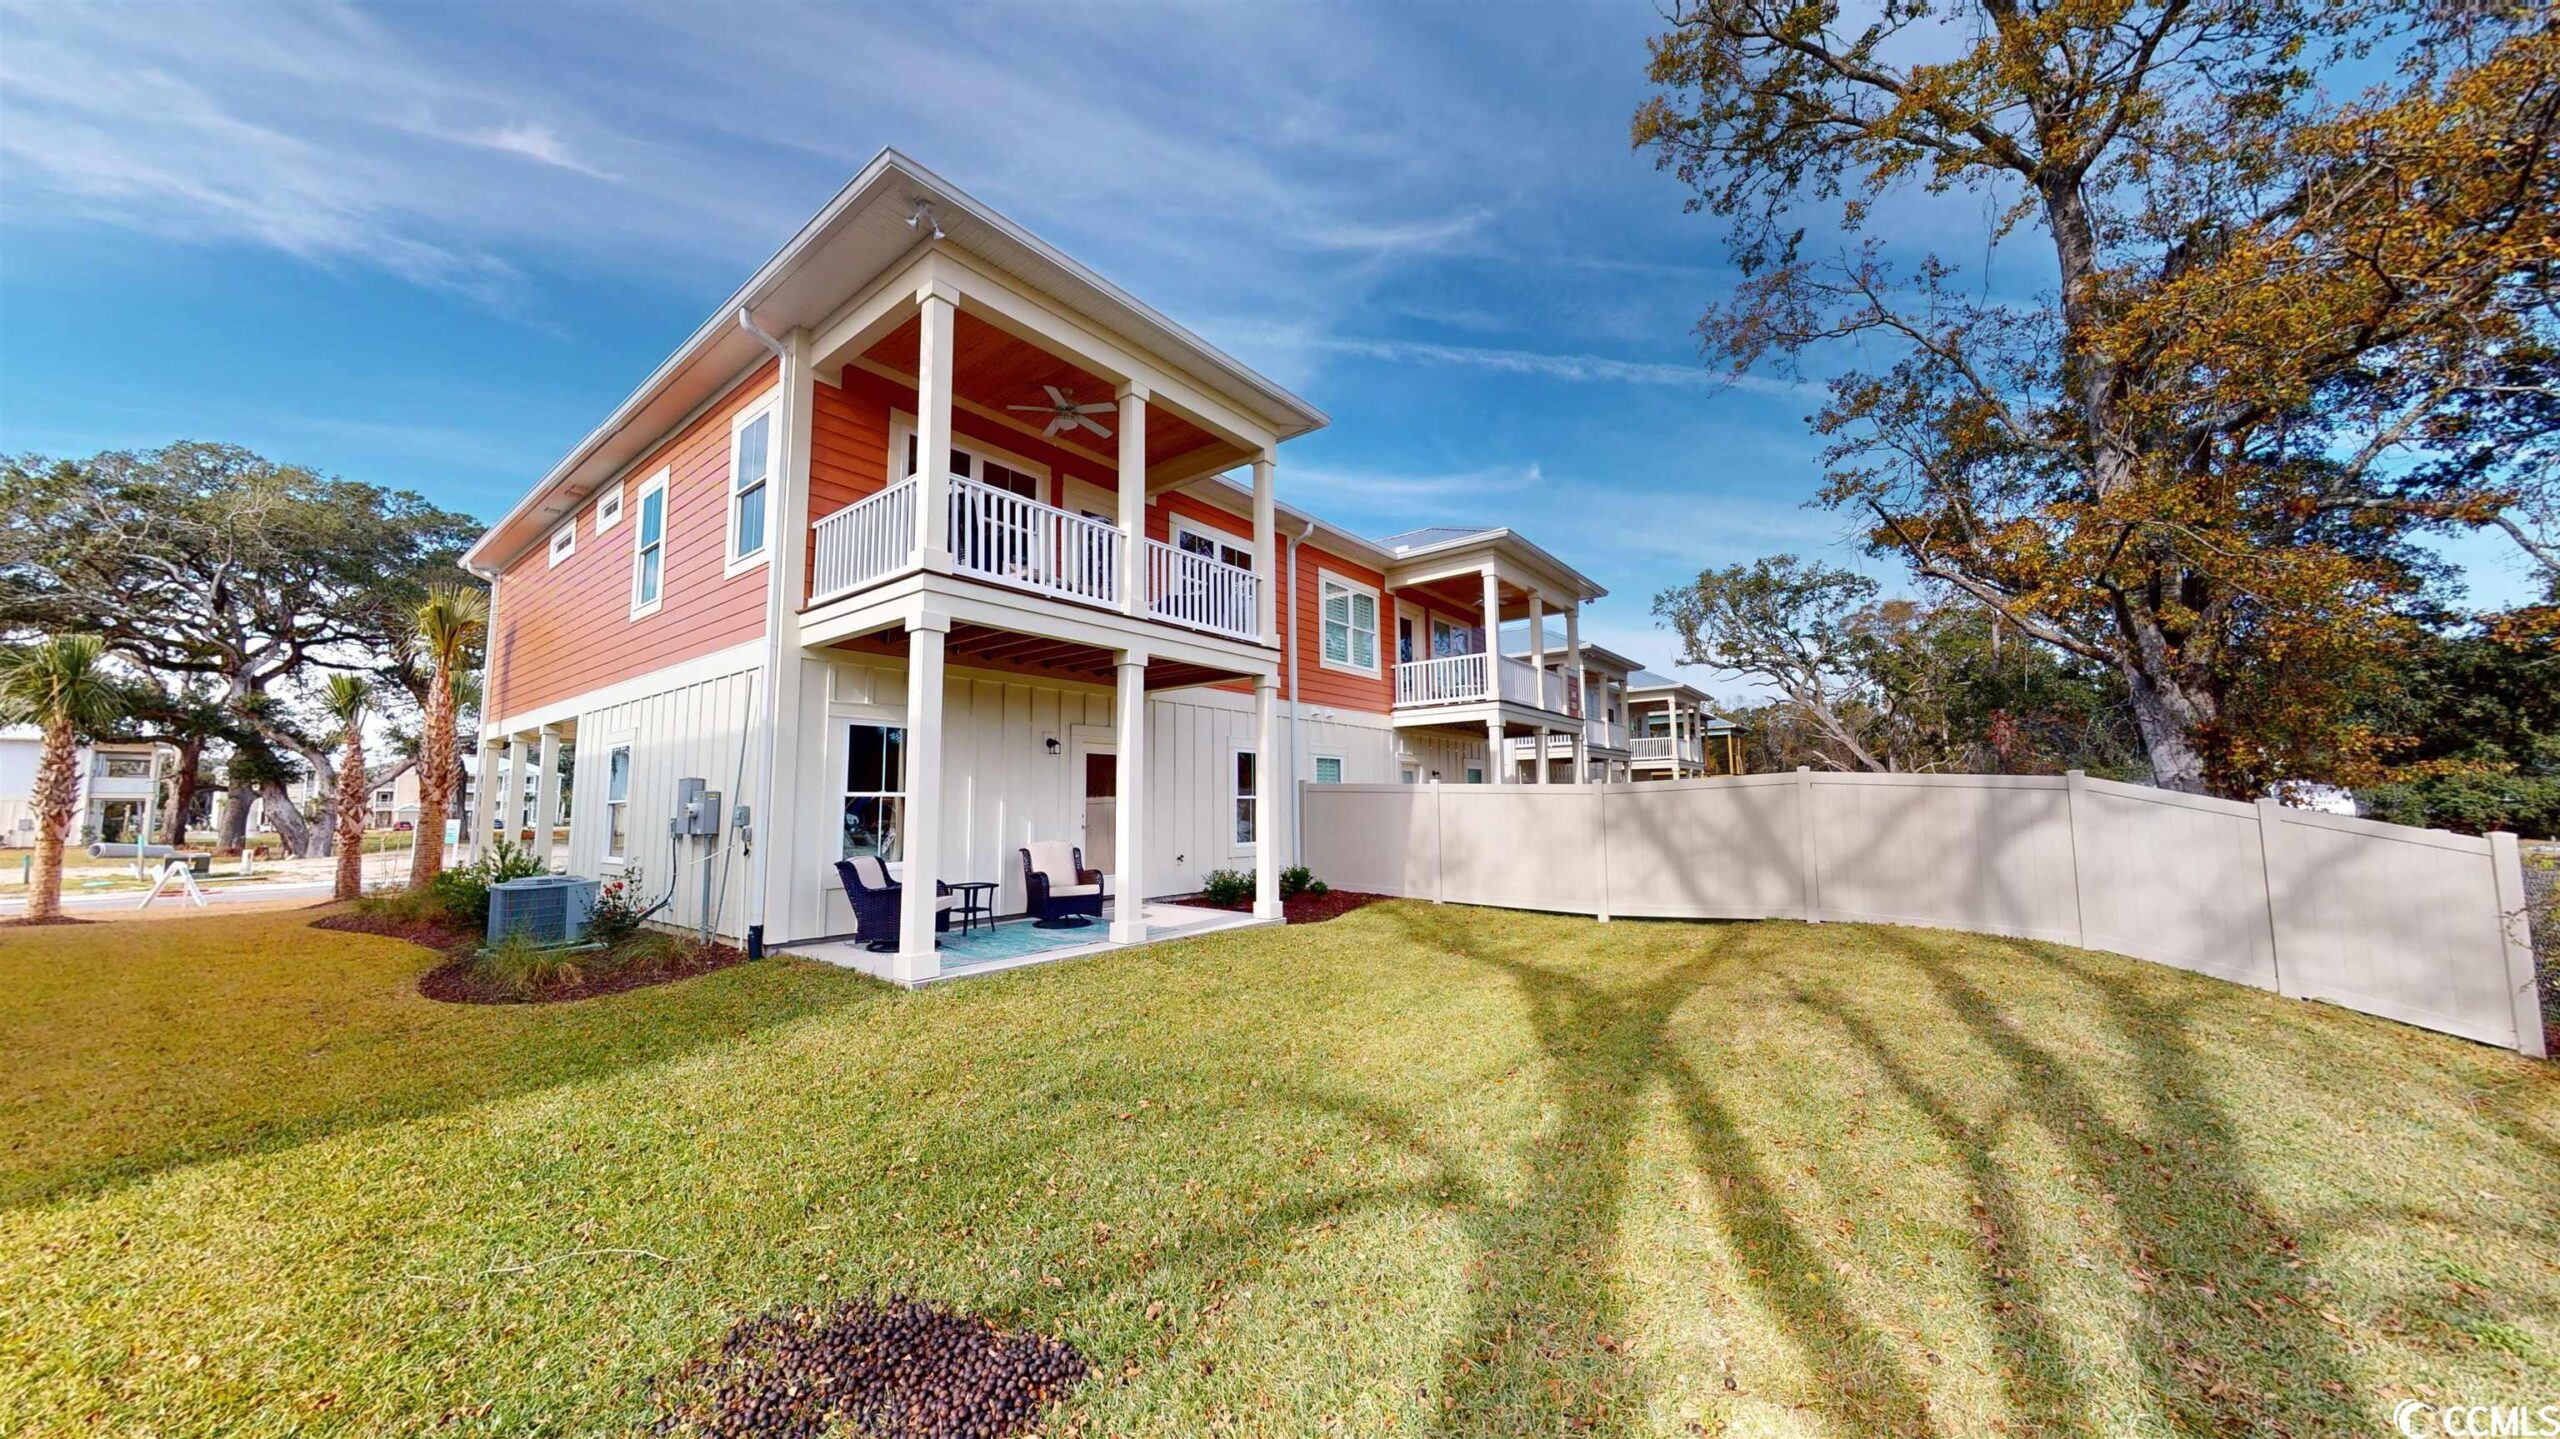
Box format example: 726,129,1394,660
459,151,1619,985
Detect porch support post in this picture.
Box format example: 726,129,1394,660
472,737,504,857
504,735,532,845
1116,384,1149,619
914,286,957,569
895,614,949,985
1477,565,1501,699
1485,718,1504,783
1111,650,1149,943
1565,607,1586,784
1528,590,1546,704
533,725,563,868
1251,452,1278,646
1534,727,1551,784
1253,674,1282,919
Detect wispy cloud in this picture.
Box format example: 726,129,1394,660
463,121,614,180
1307,335,1825,399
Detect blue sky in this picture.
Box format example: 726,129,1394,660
0,1,2538,691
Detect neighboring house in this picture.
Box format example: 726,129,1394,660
1624,672,1738,779
0,726,172,848
457,150,1622,983
1502,637,1643,784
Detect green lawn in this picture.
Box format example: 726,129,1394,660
2,904,2554,1437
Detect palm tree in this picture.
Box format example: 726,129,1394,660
323,673,371,902
0,636,128,923
405,584,487,889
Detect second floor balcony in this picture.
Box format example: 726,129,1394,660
811,474,1262,644
1630,734,1706,764
1394,651,1581,718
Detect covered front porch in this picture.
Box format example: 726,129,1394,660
794,895,1274,984
781,589,1287,987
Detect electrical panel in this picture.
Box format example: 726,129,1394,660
672,777,722,837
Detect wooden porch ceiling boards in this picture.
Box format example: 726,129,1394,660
825,625,1247,692
863,309,1241,475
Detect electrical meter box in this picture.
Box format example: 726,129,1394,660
673,778,723,837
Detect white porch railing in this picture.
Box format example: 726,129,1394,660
1588,718,1627,750
1496,655,1568,710
1143,538,1260,642
1396,652,1490,706
810,478,920,604
948,475,1121,608
1630,736,1705,762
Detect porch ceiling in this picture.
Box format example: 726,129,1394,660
827,625,1248,692
862,309,1244,476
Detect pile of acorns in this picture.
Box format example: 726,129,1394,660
651,1294,1090,1439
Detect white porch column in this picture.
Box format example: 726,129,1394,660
1117,384,1149,619
1253,674,1282,919
1533,727,1551,783
1528,590,1546,701
472,737,504,857
1251,452,1278,646
504,735,532,845
914,286,957,568
1111,650,1149,943
1564,607,1586,784
1485,717,1504,782
533,726,563,869
895,615,949,985
1477,565,1501,697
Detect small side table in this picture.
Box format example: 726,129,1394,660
946,880,999,937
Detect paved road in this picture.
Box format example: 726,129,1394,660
0,878,332,917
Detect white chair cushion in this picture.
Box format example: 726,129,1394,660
933,895,956,911
1025,840,1080,887
847,855,891,888
1049,882,1100,898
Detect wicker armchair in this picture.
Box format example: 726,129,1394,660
1019,841,1106,927
835,856,952,952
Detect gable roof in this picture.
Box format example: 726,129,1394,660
464,148,1329,572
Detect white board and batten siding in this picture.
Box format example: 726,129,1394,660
1302,769,2548,1057
561,657,764,942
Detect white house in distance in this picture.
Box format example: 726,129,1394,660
0,727,173,849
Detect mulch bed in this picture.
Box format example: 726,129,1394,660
416,940,749,1006
311,907,748,1005
650,1296,1087,1439
1180,888,1394,924
312,908,476,952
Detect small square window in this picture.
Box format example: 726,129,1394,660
594,482,624,531
548,521,576,567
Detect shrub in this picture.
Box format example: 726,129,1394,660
429,838,548,931
473,930,583,997
353,885,456,928
1198,868,1253,906
1280,865,1315,899
586,869,647,948
1305,879,1329,897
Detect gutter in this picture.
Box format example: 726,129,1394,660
734,306,792,954
1286,516,1314,862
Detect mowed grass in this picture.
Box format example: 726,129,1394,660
2,905,2555,1437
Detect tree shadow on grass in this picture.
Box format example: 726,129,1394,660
1383,907,1944,1438
1880,929,2376,1436
1,917,884,1210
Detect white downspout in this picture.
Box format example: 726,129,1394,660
735,306,791,955
1286,516,1315,862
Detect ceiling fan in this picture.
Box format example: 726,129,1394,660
1008,385,1114,440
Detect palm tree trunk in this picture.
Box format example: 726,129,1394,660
27,718,75,922
409,669,453,888
333,735,366,902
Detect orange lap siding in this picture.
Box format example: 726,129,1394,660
492,360,778,721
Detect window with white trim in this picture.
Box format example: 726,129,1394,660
594,481,624,531
631,470,668,617
548,520,576,567
727,397,774,570
841,721,908,861
1312,755,1344,785
1173,517,1252,571
1232,748,1257,847
604,743,633,861
898,428,1042,499
1318,572,1378,674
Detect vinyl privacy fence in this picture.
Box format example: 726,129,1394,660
1301,770,2547,1057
